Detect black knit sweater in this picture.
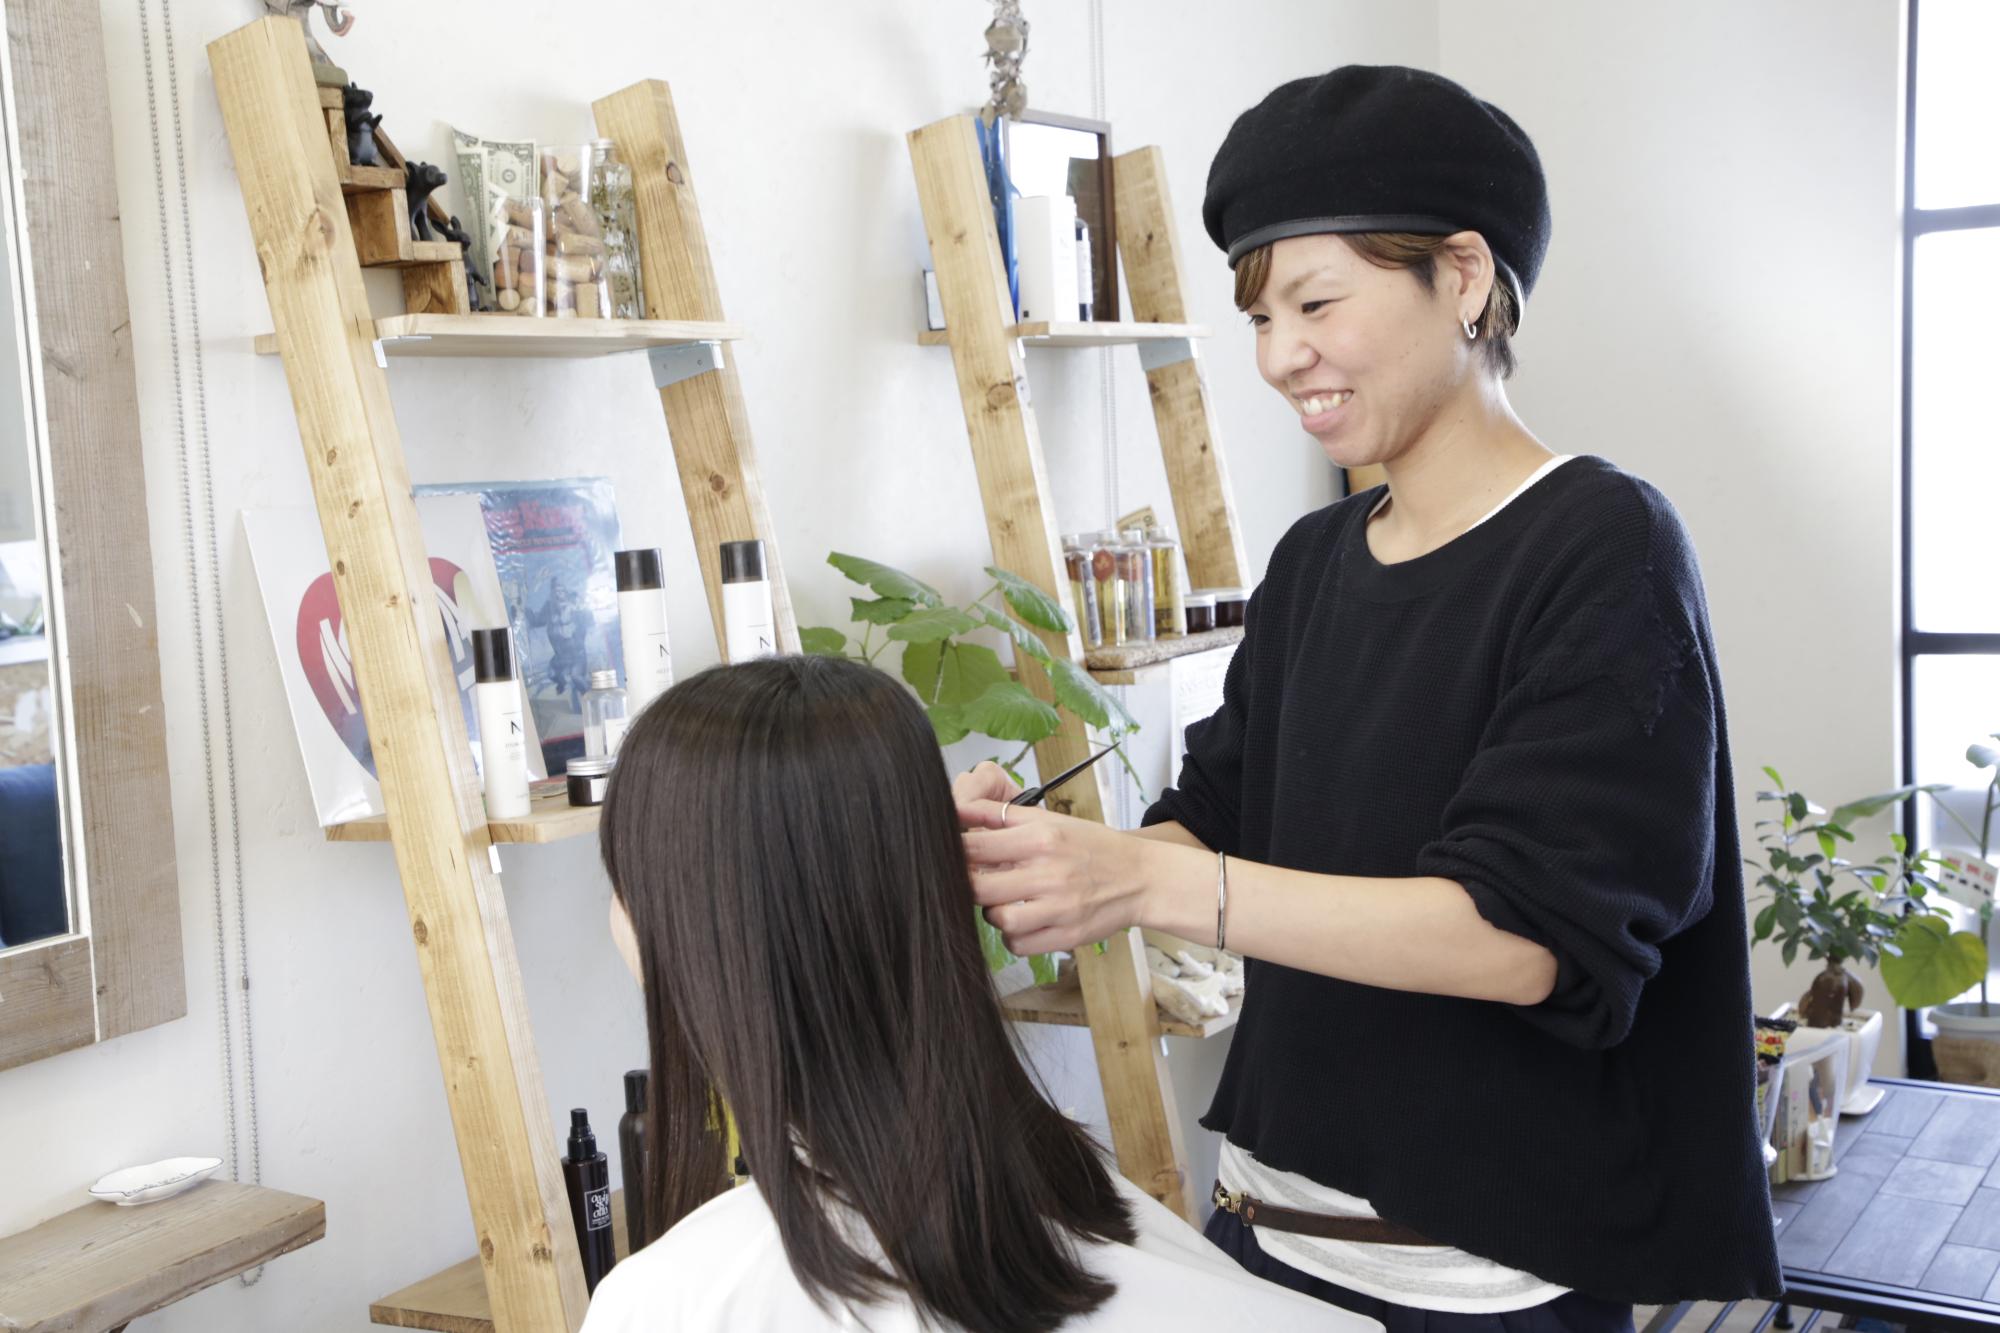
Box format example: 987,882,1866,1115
1145,455,1782,1304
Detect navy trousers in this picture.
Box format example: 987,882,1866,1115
1203,1209,1637,1333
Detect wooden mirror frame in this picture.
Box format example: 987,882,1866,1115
0,0,183,1071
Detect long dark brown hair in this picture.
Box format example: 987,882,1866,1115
599,655,1136,1330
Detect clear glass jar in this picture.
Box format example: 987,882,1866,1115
1090,530,1127,647
1143,524,1185,638
582,668,631,757
587,139,646,319
1117,527,1156,643
489,194,546,317
1062,534,1102,650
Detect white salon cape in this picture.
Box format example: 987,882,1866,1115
580,1175,1382,1332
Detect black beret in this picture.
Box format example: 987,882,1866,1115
1203,65,1551,311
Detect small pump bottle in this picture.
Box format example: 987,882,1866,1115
562,1108,617,1292
720,540,777,663
615,548,674,717
471,628,530,820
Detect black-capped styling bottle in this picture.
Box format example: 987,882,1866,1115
719,540,777,663
615,548,674,717
470,628,530,820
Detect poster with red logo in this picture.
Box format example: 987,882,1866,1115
243,497,548,828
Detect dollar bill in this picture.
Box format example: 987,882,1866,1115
451,126,538,289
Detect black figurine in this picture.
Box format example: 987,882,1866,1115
436,213,493,312
342,83,383,168
405,161,448,242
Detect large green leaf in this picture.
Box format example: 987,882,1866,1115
1047,655,1136,733
1830,785,1925,828
929,703,970,746
852,595,916,626
978,605,1053,666
1880,915,1989,1010
827,552,943,607
986,566,1072,632
1029,953,1061,986
958,681,1062,742
799,626,848,657
903,641,1010,707
886,607,982,644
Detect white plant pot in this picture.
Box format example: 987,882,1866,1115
1792,1012,1883,1117
1932,1001,2000,1088
1835,1008,1885,1115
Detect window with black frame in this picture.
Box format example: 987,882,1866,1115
1903,0,2000,1071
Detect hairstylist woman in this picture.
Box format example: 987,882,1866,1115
584,657,1381,1332
955,66,1782,1328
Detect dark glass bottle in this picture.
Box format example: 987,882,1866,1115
562,1108,616,1291
618,1070,649,1255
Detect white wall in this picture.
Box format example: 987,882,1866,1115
1434,1,1908,1061
0,2,1913,1324
0,3,1435,1329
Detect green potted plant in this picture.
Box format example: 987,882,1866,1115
1749,768,1984,1110
801,552,1139,986
1921,735,2000,1084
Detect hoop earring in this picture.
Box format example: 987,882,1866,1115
1461,318,1478,341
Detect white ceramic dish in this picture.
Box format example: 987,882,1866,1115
88,1156,222,1206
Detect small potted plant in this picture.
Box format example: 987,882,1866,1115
1749,769,1984,1111
802,552,1139,986
1922,735,2000,1084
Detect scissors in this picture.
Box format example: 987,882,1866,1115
1003,742,1122,819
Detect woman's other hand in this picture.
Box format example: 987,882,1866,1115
952,761,1023,810
957,800,1155,956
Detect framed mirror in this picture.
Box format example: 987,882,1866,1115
0,0,183,1072
1003,110,1118,322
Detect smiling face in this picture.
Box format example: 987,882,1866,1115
1242,232,1497,471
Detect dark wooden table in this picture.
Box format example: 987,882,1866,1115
1648,1078,2000,1333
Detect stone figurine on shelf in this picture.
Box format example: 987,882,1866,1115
405,162,447,243
436,213,493,312
260,0,354,84
1798,960,1866,1031
342,84,383,168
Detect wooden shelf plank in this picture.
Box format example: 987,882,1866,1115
1085,626,1244,684
327,790,598,845
360,240,467,270
1001,977,1242,1040
0,1180,324,1333
339,163,405,195
371,1194,630,1333
919,319,1210,348
254,314,743,358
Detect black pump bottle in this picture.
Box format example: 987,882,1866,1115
562,1107,617,1291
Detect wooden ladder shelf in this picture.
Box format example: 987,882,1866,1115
907,115,1252,1222
210,17,796,1331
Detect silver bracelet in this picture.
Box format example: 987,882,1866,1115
1215,851,1229,953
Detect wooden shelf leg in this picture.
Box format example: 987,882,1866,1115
209,19,586,1331
910,114,1198,1221
1112,146,1251,590
592,81,799,655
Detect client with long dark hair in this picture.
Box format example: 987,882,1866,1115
583,656,1372,1331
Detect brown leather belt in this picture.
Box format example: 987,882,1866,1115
1212,1181,1445,1246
